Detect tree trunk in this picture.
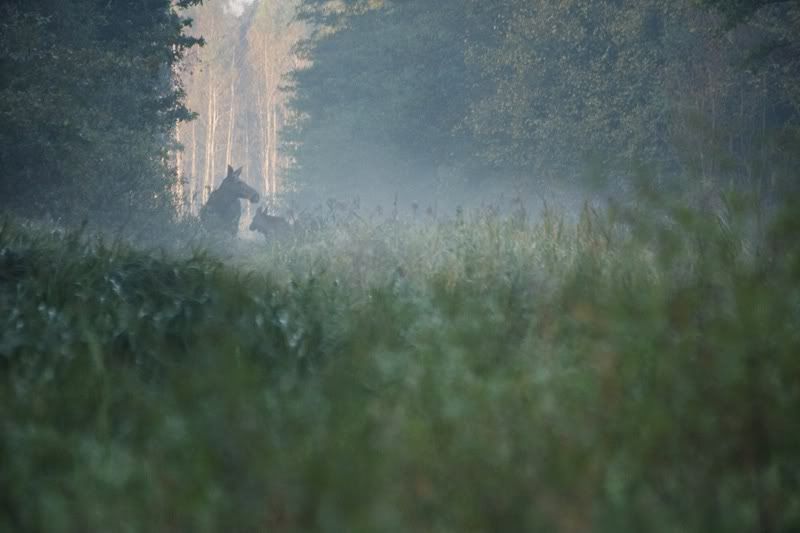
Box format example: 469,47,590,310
175,122,184,212
270,102,279,195
203,80,219,205
202,68,215,204
210,87,218,193
225,47,237,168
190,119,197,211
263,36,272,197
254,63,266,197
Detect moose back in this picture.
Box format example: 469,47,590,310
249,206,292,240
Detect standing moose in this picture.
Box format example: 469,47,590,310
200,165,260,235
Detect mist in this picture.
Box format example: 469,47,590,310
225,0,257,17
1,1,799,531
172,0,797,230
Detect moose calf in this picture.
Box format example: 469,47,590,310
249,206,292,241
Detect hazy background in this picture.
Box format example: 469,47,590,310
1,0,796,228
174,0,799,221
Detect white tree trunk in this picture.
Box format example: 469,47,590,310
209,87,218,196
175,122,184,212
263,36,272,196
202,83,219,205
225,47,237,168
270,103,278,195
190,120,197,211
202,69,215,204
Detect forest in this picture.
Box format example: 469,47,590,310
1,0,799,531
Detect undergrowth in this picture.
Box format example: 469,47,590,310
1,196,799,532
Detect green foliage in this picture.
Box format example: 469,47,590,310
287,0,799,191
287,0,488,195
462,0,800,184
698,0,800,123
463,1,682,172
698,0,799,27
2,191,799,531
0,0,203,225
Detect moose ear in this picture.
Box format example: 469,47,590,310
233,166,243,179
227,165,234,178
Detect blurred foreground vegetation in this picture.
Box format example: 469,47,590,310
2,195,799,532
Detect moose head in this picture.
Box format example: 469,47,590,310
218,165,260,204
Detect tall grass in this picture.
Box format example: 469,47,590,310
1,195,798,532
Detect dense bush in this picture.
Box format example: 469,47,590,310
1,194,798,532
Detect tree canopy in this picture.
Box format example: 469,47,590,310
0,0,202,226
286,0,800,196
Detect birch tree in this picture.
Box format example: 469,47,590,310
175,0,304,213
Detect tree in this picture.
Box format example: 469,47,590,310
285,0,486,200
285,0,799,198
0,0,203,227
692,0,800,192
175,0,305,214
462,1,712,180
